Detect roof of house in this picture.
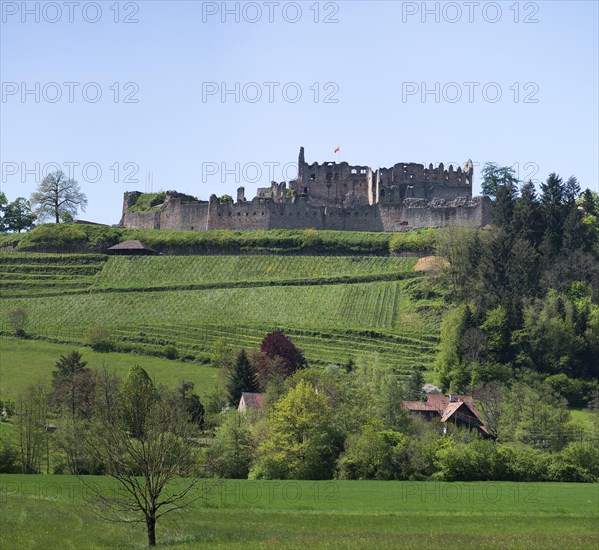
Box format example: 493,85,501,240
239,392,265,410
402,393,489,435
106,239,158,253
401,401,439,412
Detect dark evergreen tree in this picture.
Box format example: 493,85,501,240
227,349,259,406
581,188,597,216
50,351,95,419
513,181,543,246
562,205,592,253
540,173,566,257
407,368,425,401
564,176,581,206
492,181,518,233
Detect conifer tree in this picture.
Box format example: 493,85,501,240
227,349,259,406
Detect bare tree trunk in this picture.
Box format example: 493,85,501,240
146,515,156,547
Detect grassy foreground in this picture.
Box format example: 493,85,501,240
1,475,597,549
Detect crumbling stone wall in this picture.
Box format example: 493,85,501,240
120,192,492,232
119,147,489,232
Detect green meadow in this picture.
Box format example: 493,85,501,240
0,337,217,400
1,475,597,549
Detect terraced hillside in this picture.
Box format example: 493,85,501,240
0,254,443,373
0,253,107,297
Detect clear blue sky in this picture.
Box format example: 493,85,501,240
1,0,598,224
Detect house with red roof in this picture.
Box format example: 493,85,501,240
402,394,490,438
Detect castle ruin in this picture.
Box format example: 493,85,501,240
120,147,492,232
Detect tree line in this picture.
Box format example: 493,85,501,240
0,170,87,233
435,165,599,404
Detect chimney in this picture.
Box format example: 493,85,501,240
449,394,456,403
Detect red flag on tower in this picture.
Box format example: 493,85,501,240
333,146,340,153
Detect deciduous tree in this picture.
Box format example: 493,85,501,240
30,170,87,223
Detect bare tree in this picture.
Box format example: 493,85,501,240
78,368,209,547
471,381,504,440
30,170,87,223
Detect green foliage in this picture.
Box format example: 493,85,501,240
84,324,114,352
0,191,7,232
202,412,253,478
162,344,179,360
560,441,599,478
481,163,519,198
13,223,445,255
2,197,36,233
50,351,95,419
337,419,409,480
499,380,571,451
127,192,166,213
7,307,28,337
251,380,342,479
120,365,157,436
434,169,598,391
435,305,468,391
389,229,438,254
435,439,501,481
227,349,259,406
30,171,87,223
0,432,19,473
407,368,425,401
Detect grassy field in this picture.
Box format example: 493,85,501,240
0,337,217,400
0,475,597,549
0,254,442,374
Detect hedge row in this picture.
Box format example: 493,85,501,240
9,224,444,256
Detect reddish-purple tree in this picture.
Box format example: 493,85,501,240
259,330,306,379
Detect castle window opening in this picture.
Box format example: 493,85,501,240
310,174,315,180
360,169,366,174
351,169,357,174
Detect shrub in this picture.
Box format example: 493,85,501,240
498,445,551,481
128,192,166,213
8,307,28,337
0,436,19,473
560,441,599,477
337,419,409,480
435,439,503,481
548,460,596,482
163,344,179,360
84,324,114,352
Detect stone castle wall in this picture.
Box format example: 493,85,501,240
119,147,490,232
121,193,493,232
